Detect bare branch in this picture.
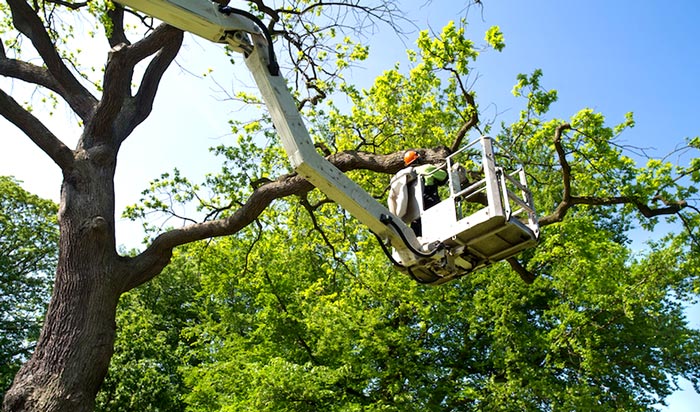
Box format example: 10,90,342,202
256,0,410,107
0,87,74,170
300,194,354,277
6,0,97,121
262,270,319,364
241,219,264,275
45,0,88,10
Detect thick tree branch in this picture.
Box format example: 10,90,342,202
6,0,97,121
328,146,451,174
106,5,129,48
539,195,685,226
450,94,479,152
507,258,536,284
448,67,479,151
538,123,572,225
0,56,61,94
89,24,183,144
125,27,184,140
553,122,572,198
124,174,312,291
0,87,74,170
124,147,449,290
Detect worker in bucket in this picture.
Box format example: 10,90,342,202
388,150,448,236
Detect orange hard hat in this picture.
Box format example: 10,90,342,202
403,150,420,166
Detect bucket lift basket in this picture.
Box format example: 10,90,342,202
410,136,539,284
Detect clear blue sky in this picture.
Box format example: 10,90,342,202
1,0,698,409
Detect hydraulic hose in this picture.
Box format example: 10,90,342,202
218,5,280,75
379,214,441,259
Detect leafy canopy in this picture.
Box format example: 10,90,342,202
106,18,700,412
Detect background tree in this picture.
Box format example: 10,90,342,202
94,247,201,412
1,1,699,412
0,177,58,400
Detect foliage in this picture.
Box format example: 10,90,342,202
0,177,58,398
108,211,700,411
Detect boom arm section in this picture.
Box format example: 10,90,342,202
240,32,430,268
117,0,434,272
117,0,258,45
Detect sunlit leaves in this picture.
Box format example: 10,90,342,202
87,0,115,38
335,36,369,70
485,25,505,52
512,69,558,116
417,19,478,74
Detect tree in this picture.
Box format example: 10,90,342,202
0,177,58,400
102,167,700,410
1,1,698,412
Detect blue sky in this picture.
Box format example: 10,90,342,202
1,0,699,409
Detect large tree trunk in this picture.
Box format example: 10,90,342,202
3,150,124,412
1,2,184,405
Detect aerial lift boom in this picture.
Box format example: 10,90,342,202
116,0,540,285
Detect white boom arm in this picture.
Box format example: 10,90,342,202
241,30,431,267
117,0,436,272
114,0,258,44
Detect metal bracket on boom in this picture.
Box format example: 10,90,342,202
118,0,258,48
116,0,540,285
